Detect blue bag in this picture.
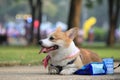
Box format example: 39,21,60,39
103,58,114,74
74,62,107,75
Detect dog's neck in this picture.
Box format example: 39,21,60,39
49,41,79,61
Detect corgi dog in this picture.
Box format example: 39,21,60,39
39,27,102,75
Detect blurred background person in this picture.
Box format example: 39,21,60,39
88,26,94,44
24,20,31,44
0,23,7,44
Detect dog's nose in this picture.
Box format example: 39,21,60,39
39,40,42,45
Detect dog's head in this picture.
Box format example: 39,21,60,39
39,27,79,53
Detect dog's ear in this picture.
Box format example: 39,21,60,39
66,27,79,40
56,27,62,32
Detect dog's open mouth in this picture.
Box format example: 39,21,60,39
39,45,59,53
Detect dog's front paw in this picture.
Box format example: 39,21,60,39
48,66,59,74
60,69,73,75
49,69,58,74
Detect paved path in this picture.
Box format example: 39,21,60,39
0,62,120,80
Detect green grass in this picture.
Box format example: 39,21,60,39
0,44,120,66
0,46,46,66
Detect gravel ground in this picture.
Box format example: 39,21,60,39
0,62,120,80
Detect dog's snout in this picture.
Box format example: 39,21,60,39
39,40,42,45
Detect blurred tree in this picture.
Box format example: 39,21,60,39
67,0,82,47
85,0,102,9
42,0,57,18
85,0,120,46
52,0,70,23
29,0,42,44
0,0,30,22
42,0,70,23
107,0,120,46
68,0,82,29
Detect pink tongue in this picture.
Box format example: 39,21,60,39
40,48,48,53
40,47,54,53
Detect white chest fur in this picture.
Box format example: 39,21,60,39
49,41,79,66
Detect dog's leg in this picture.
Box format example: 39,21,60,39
60,64,78,75
48,65,59,74
60,68,77,75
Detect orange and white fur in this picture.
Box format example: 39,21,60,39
39,27,102,75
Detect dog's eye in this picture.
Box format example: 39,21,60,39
49,36,54,40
